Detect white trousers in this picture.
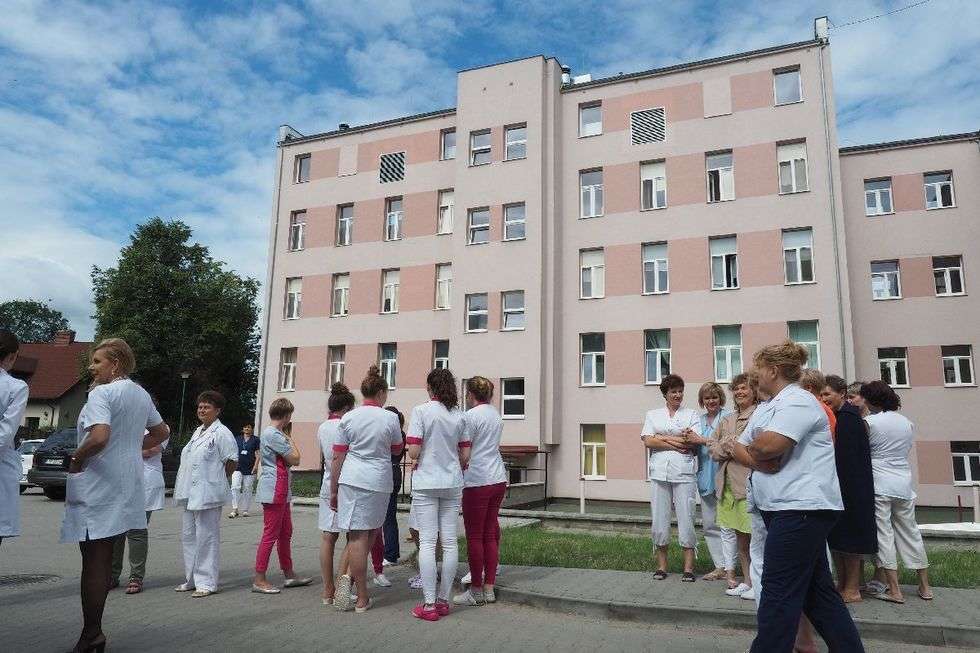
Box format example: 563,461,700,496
749,511,767,610
413,488,461,605
230,471,255,511
650,479,697,548
701,493,738,570
181,507,222,592
875,494,928,570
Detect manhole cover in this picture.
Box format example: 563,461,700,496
0,574,61,587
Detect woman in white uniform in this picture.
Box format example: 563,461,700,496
640,373,701,582
330,366,403,613
0,330,29,547
61,338,169,653
407,368,470,621
318,382,356,605
172,390,238,598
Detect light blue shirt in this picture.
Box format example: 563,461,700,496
255,426,292,504
697,409,731,496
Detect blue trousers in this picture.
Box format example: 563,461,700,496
751,510,864,653
382,466,402,563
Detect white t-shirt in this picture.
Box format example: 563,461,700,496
407,400,469,491
462,403,507,488
866,411,916,500
641,407,701,482
317,418,341,499
737,383,842,512
738,399,775,513
336,404,402,493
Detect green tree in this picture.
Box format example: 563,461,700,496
0,299,70,343
91,218,260,440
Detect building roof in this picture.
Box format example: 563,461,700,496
279,107,456,147
840,131,980,155
13,331,91,401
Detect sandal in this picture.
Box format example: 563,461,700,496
702,569,727,581
125,578,143,594
918,590,934,601
681,572,696,583
872,592,905,604
653,570,668,580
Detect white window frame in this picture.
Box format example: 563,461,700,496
501,290,526,331
435,263,452,310
644,329,671,385
878,347,910,388
951,443,980,486
284,277,302,320
433,340,450,370
942,345,975,387
777,142,808,194
501,378,526,419
783,228,814,284
924,172,955,210
706,152,735,202
278,348,297,391
504,124,527,161
580,333,606,387
381,269,399,314
336,205,353,246
580,249,605,299
710,237,739,290
328,345,345,385
933,256,965,296
384,197,403,241
470,129,491,166
437,190,454,235
789,320,821,370
579,102,602,137
773,67,803,105
642,242,669,294
440,129,456,160
503,203,526,241
465,293,488,333
580,169,604,218
288,211,306,251
379,343,397,389
713,326,743,383
640,161,667,210
467,207,490,245
332,273,350,317
294,154,311,183
864,179,894,216
580,425,606,480
871,261,902,300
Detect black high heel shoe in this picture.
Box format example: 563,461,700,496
67,634,106,653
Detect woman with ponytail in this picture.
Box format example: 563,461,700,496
407,368,470,621
317,382,356,605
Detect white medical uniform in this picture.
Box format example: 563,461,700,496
173,419,237,592
0,368,29,539
641,406,701,549
334,403,402,531
738,398,775,609
61,379,163,542
230,433,259,513
408,399,469,605
462,403,507,489
317,418,341,533
144,437,169,512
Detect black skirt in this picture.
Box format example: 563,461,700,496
827,403,878,555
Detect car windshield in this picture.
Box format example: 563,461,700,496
40,429,79,451
18,441,43,455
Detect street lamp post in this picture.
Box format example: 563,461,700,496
177,371,191,442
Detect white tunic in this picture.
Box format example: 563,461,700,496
866,411,917,500
61,379,163,542
317,418,341,500
336,403,402,493
173,420,237,511
462,403,507,488
143,437,169,512
0,368,29,538
407,400,469,491
641,407,701,482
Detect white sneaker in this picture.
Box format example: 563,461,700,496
739,587,756,601
460,571,472,586
373,574,391,588
382,558,394,567
484,587,496,603
453,588,484,605
227,510,238,519
408,574,423,589
241,511,250,517
726,583,751,597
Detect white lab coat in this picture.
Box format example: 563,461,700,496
143,437,169,512
173,420,237,511
0,369,29,538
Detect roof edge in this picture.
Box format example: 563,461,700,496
279,107,457,147
839,131,980,155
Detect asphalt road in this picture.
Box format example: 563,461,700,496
0,491,954,652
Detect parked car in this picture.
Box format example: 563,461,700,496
18,439,45,494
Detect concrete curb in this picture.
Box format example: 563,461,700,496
495,585,980,649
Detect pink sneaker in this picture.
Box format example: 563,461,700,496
435,600,451,616
412,603,440,621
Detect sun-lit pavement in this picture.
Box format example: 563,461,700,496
0,491,956,652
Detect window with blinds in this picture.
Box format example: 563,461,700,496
379,151,405,183
630,107,666,145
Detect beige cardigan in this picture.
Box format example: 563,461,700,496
711,405,755,500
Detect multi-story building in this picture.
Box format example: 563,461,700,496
258,17,979,507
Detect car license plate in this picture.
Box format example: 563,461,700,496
44,458,63,466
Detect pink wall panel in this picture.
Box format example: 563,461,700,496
491,126,504,163
742,322,789,365
303,274,332,318
355,198,385,244
349,269,380,315
305,205,335,249
403,191,438,238
605,161,639,215
605,243,642,296
730,70,772,112
734,142,778,198
671,326,714,382
310,148,340,180
396,340,431,389
908,345,944,387
356,130,441,172
915,440,954,485
606,330,644,385
400,264,435,312
603,82,703,131
899,256,936,298
488,291,502,331
891,173,925,212
666,153,706,207
489,204,503,242
605,423,647,481
289,422,321,472
345,344,378,391
296,346,327,391
668,237,708,292
739,229,784,287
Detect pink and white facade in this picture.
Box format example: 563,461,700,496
259,19,980,507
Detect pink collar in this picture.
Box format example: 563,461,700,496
363,399,382,408
328,412,343,420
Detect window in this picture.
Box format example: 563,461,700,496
580,249,605,299
640,161,667,210
580,333,605,386
278,348,297,391
379,151,405,183
581,425,606,479
328,345,345,385
713,325,742,382
864,179,893,216
710,236,739,290
295,154,311,183
706,152,734,202
465,293,488,332
933,256,965,296
924,172,954,209
440,129,456,160
384,197,403,241
644,329,671,384
468,207,490,244
379,343,397,388
336,205,353,246
505,124,527,160
504,203,526,240
433,340,450,370
877,347,909,387
502,378,525,418
579,103,602,137
642,242,669,294
942,345,974,386
783,229,814,284
580,170,604,218
435,263,452,309
284,277,302,319
332,273,350,316
789,320,820,369
871,261,901,300
470,129,491,166
381,269,399,314
502,290,526,330
288,211,306,251
630,107,666,145
778,142,808,193
437,190,454,234
951,441,980,485
773,67,802,105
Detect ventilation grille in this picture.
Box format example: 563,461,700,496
630,108,666,145
379,152,405,183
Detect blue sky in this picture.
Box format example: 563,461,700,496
1,0,978,339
